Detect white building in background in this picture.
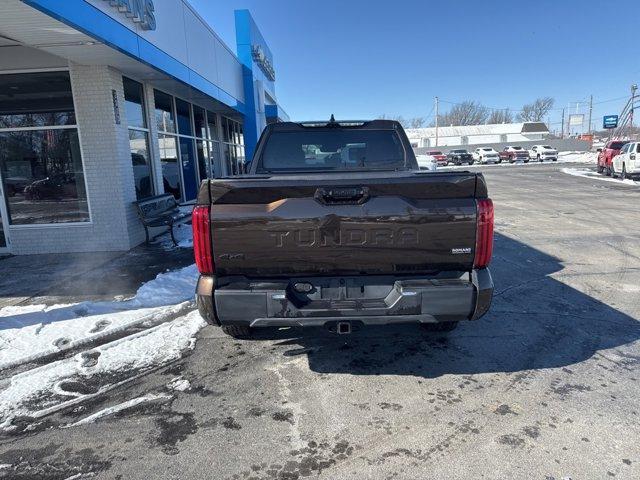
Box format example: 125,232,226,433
406,122,550,148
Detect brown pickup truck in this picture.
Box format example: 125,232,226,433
192,119,494,338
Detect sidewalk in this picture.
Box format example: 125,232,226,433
0,227,194,308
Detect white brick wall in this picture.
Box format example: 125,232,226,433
8,64,146,254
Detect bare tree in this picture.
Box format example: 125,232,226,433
438,101,489,126
517,97,555,122
408,117,426,128
487,109,513,124
379,114,411,128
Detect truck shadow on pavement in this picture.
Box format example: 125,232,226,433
253,233,640,378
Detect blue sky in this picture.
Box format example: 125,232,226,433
191,0,639,132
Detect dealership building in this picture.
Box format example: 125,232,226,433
0,0,287,255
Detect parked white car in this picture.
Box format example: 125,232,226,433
416,154,438,171
529,145,558,162
612,141,640,180
472,147,500,164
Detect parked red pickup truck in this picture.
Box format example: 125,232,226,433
597,140,628,176
425,150,448,166
499,146,530,163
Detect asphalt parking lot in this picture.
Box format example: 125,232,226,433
1,162,639,480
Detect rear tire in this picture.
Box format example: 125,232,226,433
221,325,252,339
621,164,627,181
538,154,542,162
611,164,617,178
421,321,459,333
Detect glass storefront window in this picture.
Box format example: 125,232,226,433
196,140,208,182
176,99,193,137
123,78,147,129
154,90,176,134
179,137,198,200
158,134,180,201
207,111,219,141
0,72,76,129
194,107,207,139
220,116,244,176
0,129,89,225
129,130,153,199
208,141,220,178
125,78,153,200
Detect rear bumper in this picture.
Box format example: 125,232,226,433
196,269,493,328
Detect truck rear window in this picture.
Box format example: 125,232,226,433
258,129,406,172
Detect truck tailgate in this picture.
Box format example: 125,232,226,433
206,171,483,277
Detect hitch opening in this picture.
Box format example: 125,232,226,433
337,321,352,335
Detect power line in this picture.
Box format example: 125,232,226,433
437,95,629,114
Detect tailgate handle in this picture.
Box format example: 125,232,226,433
315,186,370,205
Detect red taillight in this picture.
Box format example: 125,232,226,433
474,199,494,268
192,205,214,274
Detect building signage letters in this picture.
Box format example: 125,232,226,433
251,45,276,81
101,0,156,31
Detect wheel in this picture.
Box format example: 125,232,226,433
221,325,252,339
537,154,542,162
524,159,529,163
497,158,502,164
605,165,612,177
468,160,475,165
611,163,617,178
621,164,627,181
421,321,459,333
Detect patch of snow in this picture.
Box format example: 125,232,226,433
67,393,173,427
0,311,206,431
0,264,199,371
557,151,597,163
561,168,639,186
167,377,191,392
154,222,193,250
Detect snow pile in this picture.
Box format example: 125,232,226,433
0,311,206,431
561,168,639,186
557,151,597,164
167,377,191,392
0,264,199,371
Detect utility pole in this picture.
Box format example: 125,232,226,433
561,108,565,139
435,96,439,147
587,94,593,134
631,84,637,135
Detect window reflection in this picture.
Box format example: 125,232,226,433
158,134,181,201
0,72,76,129
129,130,153,199
0,129,89,224
154,90,176,134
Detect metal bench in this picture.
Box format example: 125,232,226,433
134,194,192,246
